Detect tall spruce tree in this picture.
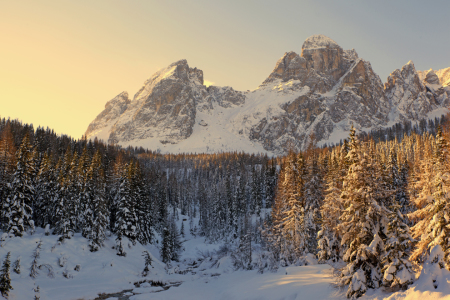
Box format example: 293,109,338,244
410,127,450,265
6,134,35,237
0,252,12,298
338,127,389,298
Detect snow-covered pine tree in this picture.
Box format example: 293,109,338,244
160,226,172,264
134,161,154,245
169,218,183,262
338,126,389,298
234,215,252,270
34,285,40,300
180,221,185,238
318,149,342,263
381,201,414,290
114,161,138,255
34,153,54,228
53,149,76,242
303,151,323,255
261,167,285,268
251,166,263,216
78,145,91,236
6,134,35,237
0,123,16,231
29,240,42,278
12,258,20,275
280,152,306,264
410,126,450,266
86,151,109,252
142,250,152,276
65,151,80,234
0,252,12,298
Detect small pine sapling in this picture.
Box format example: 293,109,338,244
30,240,42,278
44,224,50,236
180,222,185,238
142,251,153,276
58,255,67,268
13,258,20,274
0,252,13,298
34,285,40,300
115,235,126,257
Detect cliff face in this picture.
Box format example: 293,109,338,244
247,35,389,151
85,35,449,154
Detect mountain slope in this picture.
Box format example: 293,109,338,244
85,35,449,154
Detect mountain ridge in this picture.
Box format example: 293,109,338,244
85,35,450,154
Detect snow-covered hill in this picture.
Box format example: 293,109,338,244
85,35,450,154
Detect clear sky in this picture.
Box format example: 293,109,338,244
1,0,449,139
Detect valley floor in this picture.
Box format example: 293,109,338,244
1,226,449,300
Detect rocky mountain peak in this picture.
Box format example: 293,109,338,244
263,35,359,93
84,91,131,140
263,51,306,84
301,34,340,50
424,69,440,85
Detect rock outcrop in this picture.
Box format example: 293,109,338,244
248,35,389,151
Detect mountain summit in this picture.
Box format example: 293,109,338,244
85,35,449,154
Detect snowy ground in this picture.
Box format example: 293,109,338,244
1,215,449,300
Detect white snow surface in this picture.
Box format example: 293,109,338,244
119,80,311,155
1,211,449,300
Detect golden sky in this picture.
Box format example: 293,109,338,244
1,0,449,139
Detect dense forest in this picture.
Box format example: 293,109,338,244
0,114,449,298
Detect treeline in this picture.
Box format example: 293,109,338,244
0,117,278,257
263,122,450,298
323,113,449,148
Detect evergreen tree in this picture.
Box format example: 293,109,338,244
34,153,54,228
12,258,20,275
338,127,389,298
160,226,172,264
303,153,323,255
410,127,450,265
29,240,42,278
134,162,154,245
86,151,109,251
0,252,12,298
318,149,342,263
114,161,138,254
169,218,183,262
6,134,35,237
0,124,16,231
280,152,306,264
142,250,153,276
381,202,414,290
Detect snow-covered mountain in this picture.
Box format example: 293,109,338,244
85,35,450,154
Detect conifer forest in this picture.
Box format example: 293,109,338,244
0,115,449,299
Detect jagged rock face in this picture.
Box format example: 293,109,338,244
247,35,389,152
424,70,440,85
417,67,450,108
85,91,130,140
384,62,450,121
202,86,245,110
85,35,449,154
418,67,450,87
263,35,359,94
108,60,205,144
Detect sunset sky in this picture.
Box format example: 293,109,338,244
1,0,449,139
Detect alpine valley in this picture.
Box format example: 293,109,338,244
85,35,450,154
